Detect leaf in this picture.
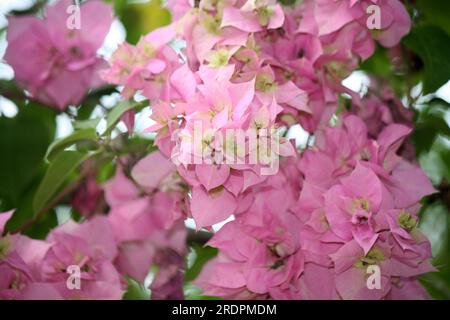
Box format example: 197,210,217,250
416,0,450,36
76,86,117,120
419,200,450,299
122,277,150,300
278,0,298,6
102,100,139,136
0,104,55,205
45,129,98,162
413,99,450,154
184,283,221,300
185,244,218,282
118,0,171,44
403,26,450,94
96,159,116,184
22,209,58,240
33,151,89,215
419,136,450,186
3,178,41,234
73,118,101,131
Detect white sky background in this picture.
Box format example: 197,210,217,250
0,0,450,230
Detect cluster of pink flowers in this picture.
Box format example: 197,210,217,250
4,0,113,110
0,152,188,300
195,115,435,299
1,0,438,299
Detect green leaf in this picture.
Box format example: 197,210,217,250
33,151,89,215
103,100,139,136
413,99,450,154
185,244,218,282
3,178,41,234
419,200,450,299
403,26,450,94
22,209,58,240
118,0,171,45
45,129,98,162
419,136,450,186
184,283,221,300
73,118,101,131
416,0,450,36
0,105,55,205
96,159,116,183
122,277,150,300
278,0,298,6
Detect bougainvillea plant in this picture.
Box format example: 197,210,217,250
0,0,450,300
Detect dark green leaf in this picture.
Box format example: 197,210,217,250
416,0,450,36
403,26,450,94
22,209,58,240
185,244,218,282
3,178,41,234
0,104,55,205
413,99,450,155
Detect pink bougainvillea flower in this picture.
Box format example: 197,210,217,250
196,208,305,299
41,217,123,300
101,25,180,101
5,0,113,110
221,0,285,33
104,160,187,284
324,163,385,254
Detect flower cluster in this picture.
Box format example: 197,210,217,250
4,0,113,110
0,152,188,300
1,0,439,300
196,116,435,299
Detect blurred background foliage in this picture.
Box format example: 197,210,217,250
0,0,449,299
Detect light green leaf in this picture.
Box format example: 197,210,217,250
103,100,139,136
118,0,171,45
73,118,101,131
45,129,98,162
122,277,150,300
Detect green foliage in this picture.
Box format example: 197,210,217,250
1,0,450,301
185,244,218,282
112,0,171,45
278,0,298,6
122,277,150,300
0,103,55,207
413,99,450,156
33,151,90,216
420,200,450,299
103,100,140,136
403,26,450,94
184,283,221,300
416,0,450,36
22,208,58,240
4,179,43,235
45,128,98,162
